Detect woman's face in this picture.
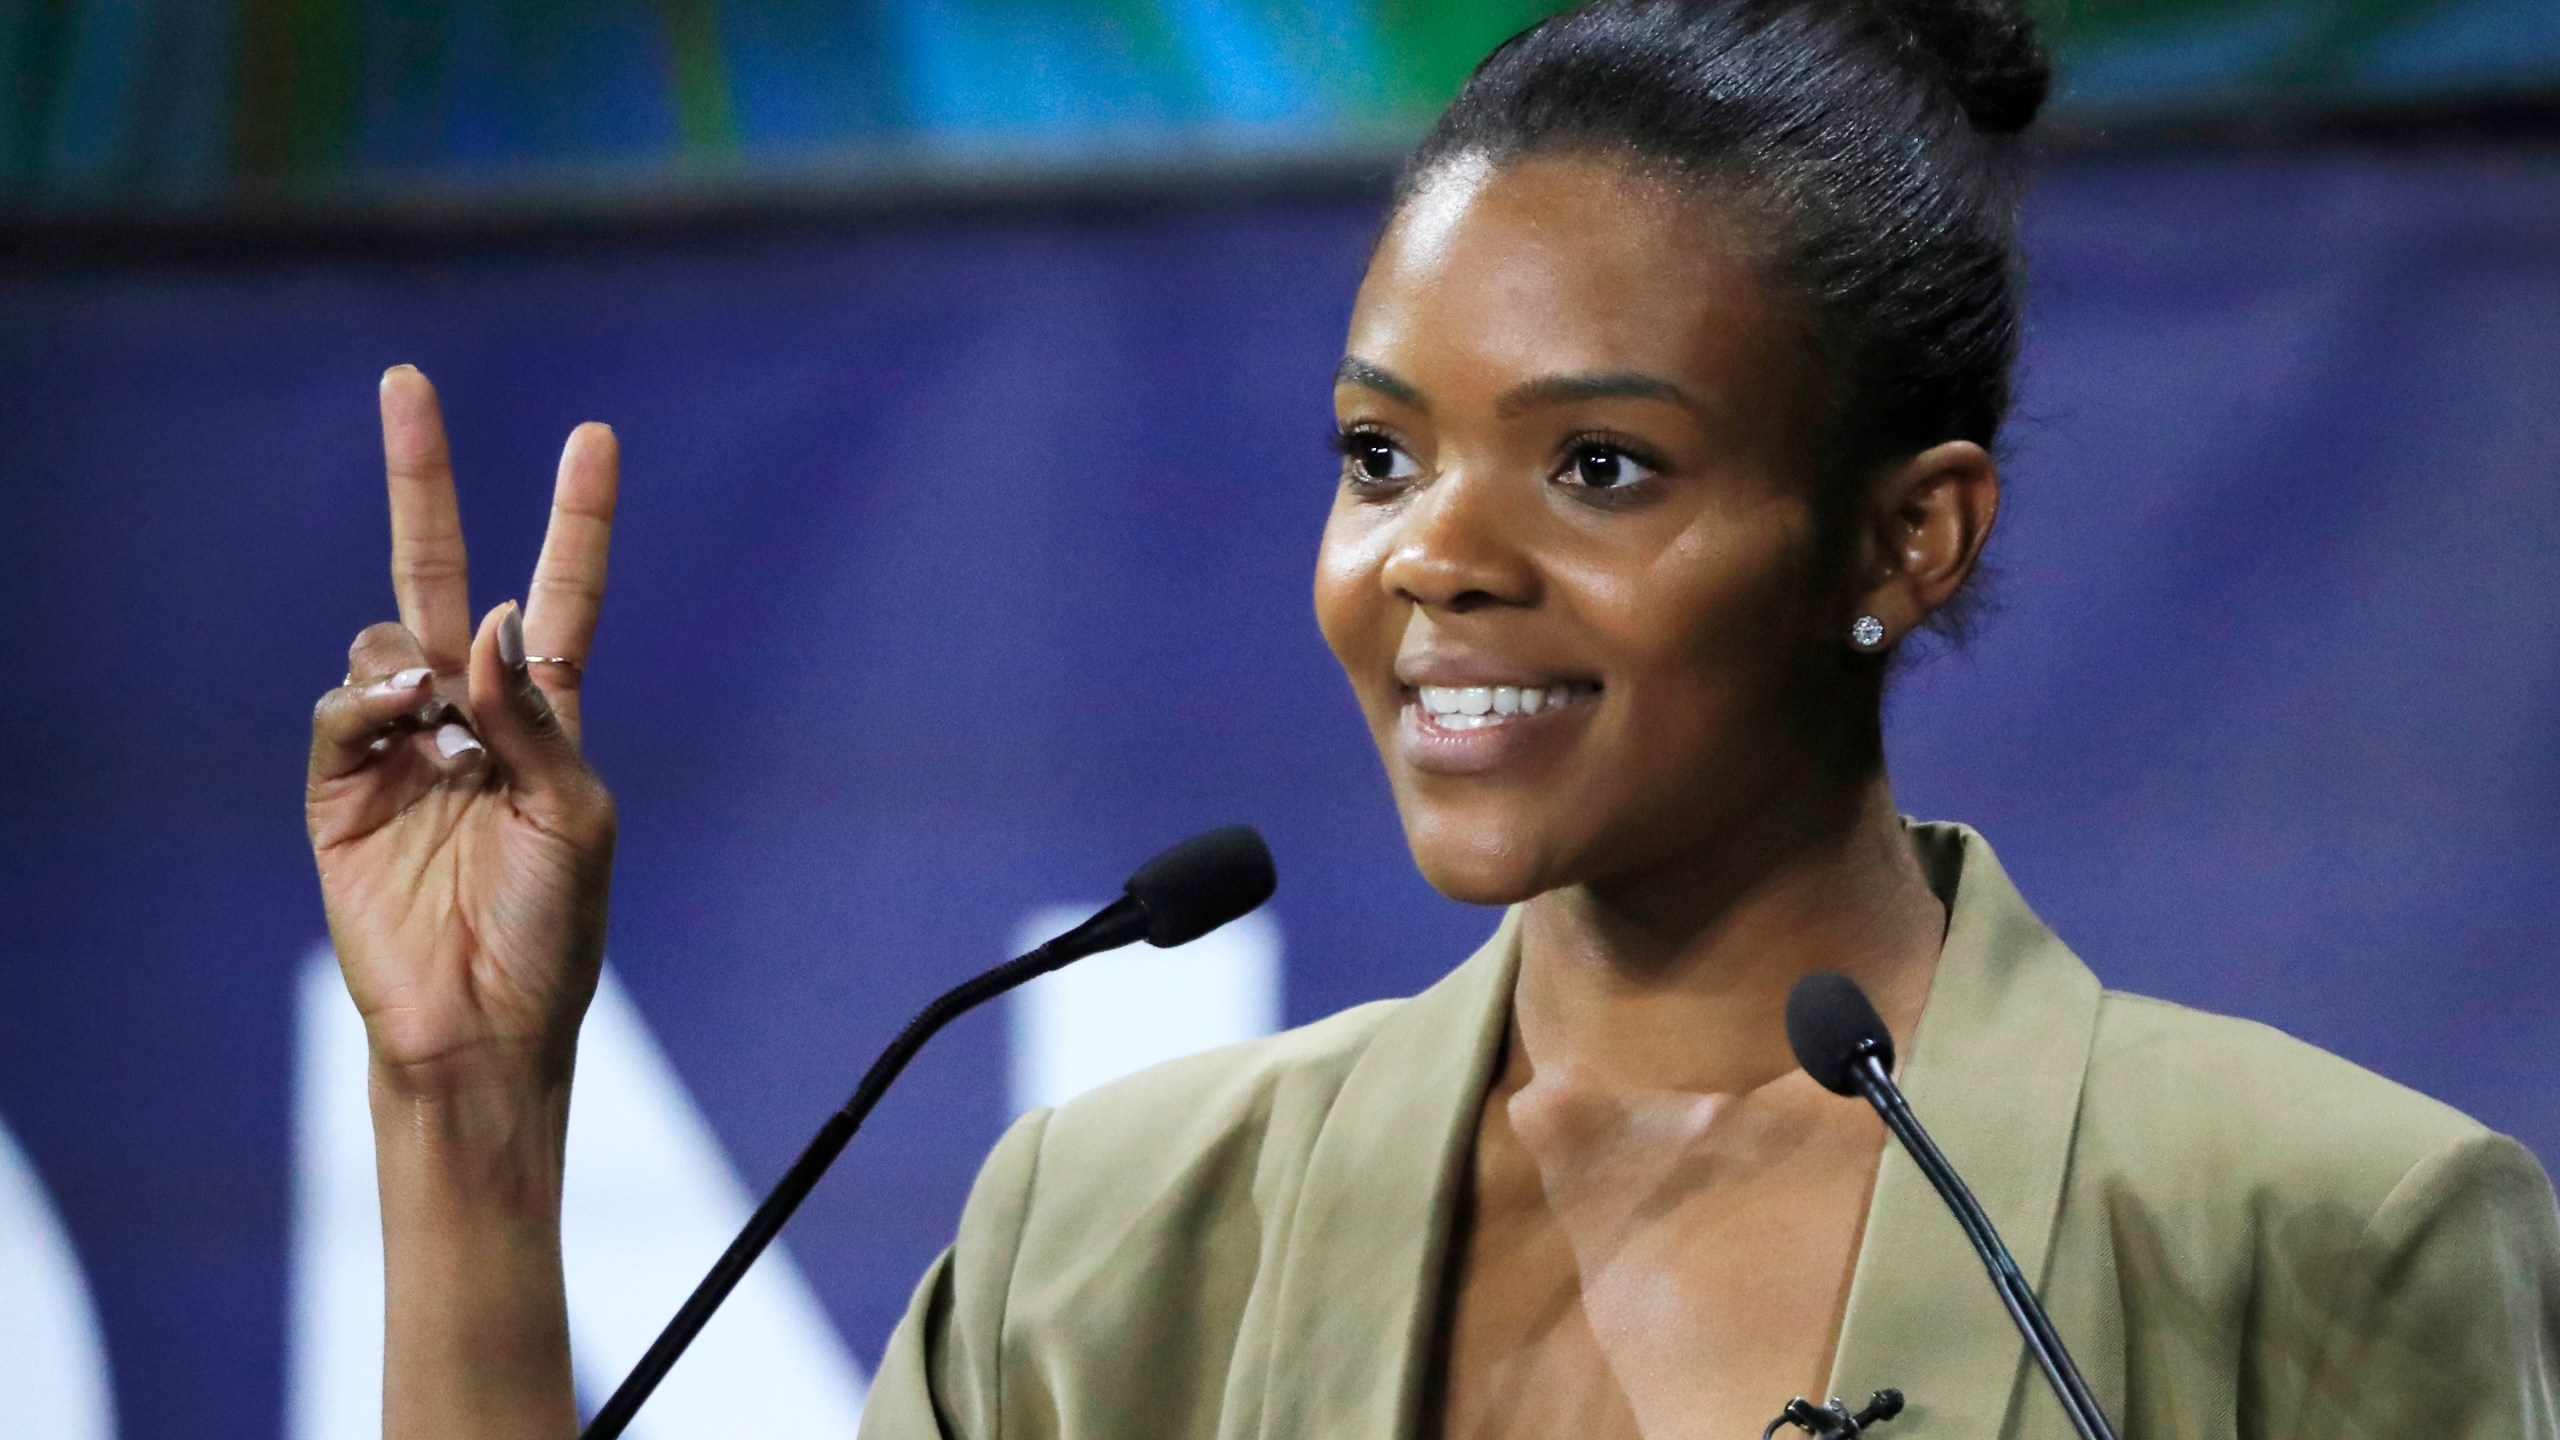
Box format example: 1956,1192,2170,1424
1315,152,1855,906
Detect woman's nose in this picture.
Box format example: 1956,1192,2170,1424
1380,468,1539,612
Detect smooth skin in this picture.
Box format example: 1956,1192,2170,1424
307,366,617,1440
309,151,1995,1440
1316,154,1997,1439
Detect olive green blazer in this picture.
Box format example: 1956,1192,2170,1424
860,823,2560,1438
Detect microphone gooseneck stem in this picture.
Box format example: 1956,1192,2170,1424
1848,1051,2120,1440
579,898,1149,1440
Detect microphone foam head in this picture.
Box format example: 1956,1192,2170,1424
1786,971,1896,1096
1123,825,1276,948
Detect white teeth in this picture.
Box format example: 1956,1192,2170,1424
1413,682,1591,725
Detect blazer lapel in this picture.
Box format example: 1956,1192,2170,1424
1823,823,2106,1437
1243,916,1518,1440
1235,823,2103,1440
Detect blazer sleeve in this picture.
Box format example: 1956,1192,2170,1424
859,1108,1052,1440
2282,1132,2560,1440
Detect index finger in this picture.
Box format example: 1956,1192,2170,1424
379,366,473,671
522,422,618,733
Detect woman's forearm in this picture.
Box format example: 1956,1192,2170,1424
311,372,623,1440
372,1061,580,1440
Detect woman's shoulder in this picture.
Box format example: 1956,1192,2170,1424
2066,990,2560,1433
1035,994,1408,1173
876,997,1433,1438
2078,986,2541,1225
972,993,1418,1249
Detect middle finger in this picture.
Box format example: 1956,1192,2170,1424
379,366,474,671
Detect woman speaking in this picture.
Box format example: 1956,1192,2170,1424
304,0,2560,1435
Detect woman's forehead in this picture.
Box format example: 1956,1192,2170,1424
1347,153,1789,417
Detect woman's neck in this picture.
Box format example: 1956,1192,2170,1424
1513,776,1945,1096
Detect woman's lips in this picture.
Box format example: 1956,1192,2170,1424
1395,681,1600,773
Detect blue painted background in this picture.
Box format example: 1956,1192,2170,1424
8,0,2559,214
0,142,2555,1437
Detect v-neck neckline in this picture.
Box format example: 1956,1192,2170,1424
1234,822,2104,1440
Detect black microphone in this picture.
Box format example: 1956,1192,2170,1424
581,825,1278,1440
1785,971,2120,1440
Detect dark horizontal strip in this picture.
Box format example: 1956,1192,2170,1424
1,90,2552,265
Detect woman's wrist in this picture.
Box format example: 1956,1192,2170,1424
369,1053,573,1217
366,1023,577,1102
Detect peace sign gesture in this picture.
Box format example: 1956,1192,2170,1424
306,365,621,1096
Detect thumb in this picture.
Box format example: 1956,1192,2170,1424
466,599,588,793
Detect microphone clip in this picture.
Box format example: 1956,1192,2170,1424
1761,1388,1905,1440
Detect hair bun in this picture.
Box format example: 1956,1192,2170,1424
1874,0,2051,135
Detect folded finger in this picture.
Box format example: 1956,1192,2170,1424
468,601,596,806
309,667,439,782
344,620,458,732
380,366,473,672
345,620,431,687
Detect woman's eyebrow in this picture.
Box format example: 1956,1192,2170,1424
1334,356,1427,411
1497,371,1711,422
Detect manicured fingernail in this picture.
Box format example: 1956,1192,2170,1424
434,723,482,759
379,666,432,694
498,603,525,670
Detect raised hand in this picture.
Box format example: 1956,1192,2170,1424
306,365,620,1094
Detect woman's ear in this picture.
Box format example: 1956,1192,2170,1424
1850,440,2000,647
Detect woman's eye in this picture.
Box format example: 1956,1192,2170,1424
1562,441,1657,491
1340,433,1421,484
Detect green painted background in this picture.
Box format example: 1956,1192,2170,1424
1,0,2551,213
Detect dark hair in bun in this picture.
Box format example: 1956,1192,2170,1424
1880,0,2052,134
1405,0,2050,524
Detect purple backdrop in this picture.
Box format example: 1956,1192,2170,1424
0,141,2554,1438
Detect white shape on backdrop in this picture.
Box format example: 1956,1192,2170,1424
289,947,868,1440
0,1116,117,1440
1006,906,1284,1115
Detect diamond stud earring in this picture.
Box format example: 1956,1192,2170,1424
1850,614,1887,651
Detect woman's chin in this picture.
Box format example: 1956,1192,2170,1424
1401,817,1562,908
